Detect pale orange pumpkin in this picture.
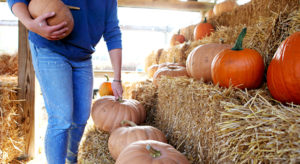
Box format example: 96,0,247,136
186,43,232,82
147,64,159,78
28,0,74,39
267,32,300,104
115,140,190,164
108,120,167,160
213,0,238,16
153,66,188,86
194,17,215,40
91,96,146,132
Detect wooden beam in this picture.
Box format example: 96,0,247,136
118,0,214,12
18,21,35,158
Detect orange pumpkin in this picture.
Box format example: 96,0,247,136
170,30,185,46
115,140,189,164
186,43,232,82
211,28,265,89
28,0,74,39
91,96,146,132
267,32,300,104
213,0,238,16
147,64,159,78
194,17,215,40
108,120,167,160
153,65,188,86
99,74,113,96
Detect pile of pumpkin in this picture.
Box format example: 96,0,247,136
93,80,190,163
148,25,300,105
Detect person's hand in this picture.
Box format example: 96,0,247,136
28,12,68,40
111,81,123,100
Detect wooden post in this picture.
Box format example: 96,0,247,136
18,21,35,158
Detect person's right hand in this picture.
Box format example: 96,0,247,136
28,12,68,40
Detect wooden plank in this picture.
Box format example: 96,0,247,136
118,0,214,12
18,21,35,158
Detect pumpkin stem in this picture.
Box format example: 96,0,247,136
177,29,180,35
203,17,207,23
219,38,225,44
117,97,124,103
104,74,110,82
121,120,137,127
173,56,177,63
232,27,247,51
146,144,161,158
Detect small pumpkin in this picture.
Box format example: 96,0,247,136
108,120,167,160
99,74,114,96
213,0,238,16
170,30,185,46
186,42,232,82
205,9,214,20
91,96,146,132
28,0,74,39
211,28,264,89
194,17,215,40
153,65,188,86
115,140,190,164
267,32,300,104
147,64,159,78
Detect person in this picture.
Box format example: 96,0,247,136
7,0,123,163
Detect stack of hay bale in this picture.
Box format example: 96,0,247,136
0,53,27,163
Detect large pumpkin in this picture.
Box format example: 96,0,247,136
267,32,300,104
91,96,146,132
213,0,238,16
99,74,113,96
170,30,185,46
115,140,190,164
108,120,167,160
194,17,215,40
211,28,264,89
186,43,232,82
28,0,74,39
153,65,188,86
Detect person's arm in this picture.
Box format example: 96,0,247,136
103,0,123,99
109,48,123,99
11,2,68,40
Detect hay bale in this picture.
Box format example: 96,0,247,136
155,76,300,163
209,0,299,27
0,53,18,76
144,48,163,73
78,120,114,164
0,75,26,163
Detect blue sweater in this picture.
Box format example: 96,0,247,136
8,0,122,60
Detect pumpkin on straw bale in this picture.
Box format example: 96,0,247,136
211,28,265,89
115,140,190,164
213,0,238,16
186,42,232,82
108,120,167,160
91,96,146,132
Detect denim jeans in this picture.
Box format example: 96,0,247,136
29,41,93,164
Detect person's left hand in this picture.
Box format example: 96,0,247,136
111,81,123,100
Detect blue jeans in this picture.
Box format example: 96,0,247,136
29,42,93,164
